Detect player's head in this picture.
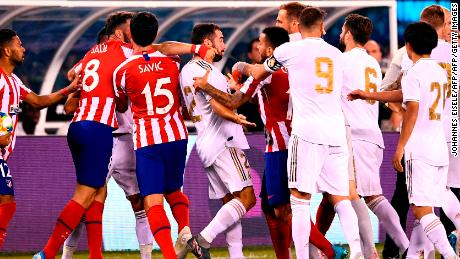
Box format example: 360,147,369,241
258,26,289,60
299,6,326,37
442,7,452,42
0,29,25,66
339,14,373,51
247,38,262,64
404,22,438,61
105,11,134,43
276,2,306,34
420,5,445,32
96,26,108,44
191,23,224,62
130,11,159,47
364,40,382,63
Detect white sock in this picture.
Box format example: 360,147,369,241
200,198,246,244
419,213,456,258
135,210,153,259
225,220,244,259
334,200,362,259
351,198,375,258
368,196,409,253
62,221,84,259
290,195,310,259
442,189,460,231
406,220,434,259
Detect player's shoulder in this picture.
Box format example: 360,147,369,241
182,59,213,74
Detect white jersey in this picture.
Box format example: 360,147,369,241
289,32,302,42
402,58,449,166
341,48,384,148
267,37,346,146
112,106,133,134
179,59,249,167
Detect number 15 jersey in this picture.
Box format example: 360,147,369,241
113,49,187,149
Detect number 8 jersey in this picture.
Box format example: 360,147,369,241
72,39,133,128
113,49,187,149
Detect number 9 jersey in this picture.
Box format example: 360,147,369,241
72,39,134,128
113,50,188,149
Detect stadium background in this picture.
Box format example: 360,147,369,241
0,0,452,253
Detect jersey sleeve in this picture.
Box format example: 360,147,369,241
113,64,128,99
401,72,420,104
240,76,263,98
15,76,32,100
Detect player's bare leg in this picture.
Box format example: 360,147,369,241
222,193,244,259
0,195,16,248
328,194,363,259
143,194,176,259
411,206,456,258
128,194,153,259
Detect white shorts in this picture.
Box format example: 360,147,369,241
447,142,460,188
406,158,448,207
287,135,349,196
205,147,253,199
346,125,355,181
352,140,384,197
107,134,139,197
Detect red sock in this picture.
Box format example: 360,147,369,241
315,195,336,235
147,205,176,259
264,213,291,259
43,200,85,259
165,191,190,233
0,202,16,248
310,219,334,259
85,201,104,259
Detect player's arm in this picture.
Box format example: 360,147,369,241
23,76,81,110
209,99,256,128
393,101,418,172
348,89,403,103
152,42,217,61
64,90,81,115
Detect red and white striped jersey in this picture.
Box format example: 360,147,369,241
113,49,187,149
240,68,291,152
0,67,32,160
72,39,133,128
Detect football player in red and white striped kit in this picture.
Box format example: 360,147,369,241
0,28,80,248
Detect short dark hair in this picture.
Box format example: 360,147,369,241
262,26,289,48
247,38,259,53
130,12,159,47
404,22,438,55
0,29,17,57
191,23,221,45
344,14,373,45
420,5,445,30
96,26,108,44
105,11,133,35
300,6,326,29
279,2,307,20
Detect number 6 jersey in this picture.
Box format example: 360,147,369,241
72,39,133,128
113,49,187,149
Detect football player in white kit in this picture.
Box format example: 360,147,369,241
339,14,410,258
180,23,257,259
348,22,456,259
249,6,363,259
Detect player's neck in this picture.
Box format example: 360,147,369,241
133,43,154,53
411,54,430,63
345,42,364,52
300,30,322,39
192,55,213,64
0,60,14,76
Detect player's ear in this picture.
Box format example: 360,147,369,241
202,38,213,48
266,46,274,57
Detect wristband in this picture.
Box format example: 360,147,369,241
191,44,209,59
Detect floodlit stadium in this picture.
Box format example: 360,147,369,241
0,0,456,258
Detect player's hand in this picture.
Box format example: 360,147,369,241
235,113,256,128
232,62,249,75
392,146,404,172
67,75,82,93
0,133,12,148
226,73,241,91
347,89,369,101
67,69,76,81
193,69,211,92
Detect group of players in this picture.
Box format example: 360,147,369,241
0,1,457,259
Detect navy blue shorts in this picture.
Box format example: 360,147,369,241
67,121,113,188
0,159,13,195
265,150,290,206
136,139,187,197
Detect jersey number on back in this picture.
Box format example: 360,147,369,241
141,77,174,116
365,67,378,105
82,59,100,92
183,86,202,123
429,82,449,121
315,57,333,94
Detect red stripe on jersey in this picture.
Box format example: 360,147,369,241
169,115,181,140
272,123,286,150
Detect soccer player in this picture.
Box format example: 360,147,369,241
194,26,336,259
276,2,305,41
180,23,257,259
248,7,363,259
0,28,80,248
339,14,409,258
348,21,456,259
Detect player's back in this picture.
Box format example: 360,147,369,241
273,38,346,146
114,50,187,148
73,39,132,127
402,58,448,165
341,48,384,148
